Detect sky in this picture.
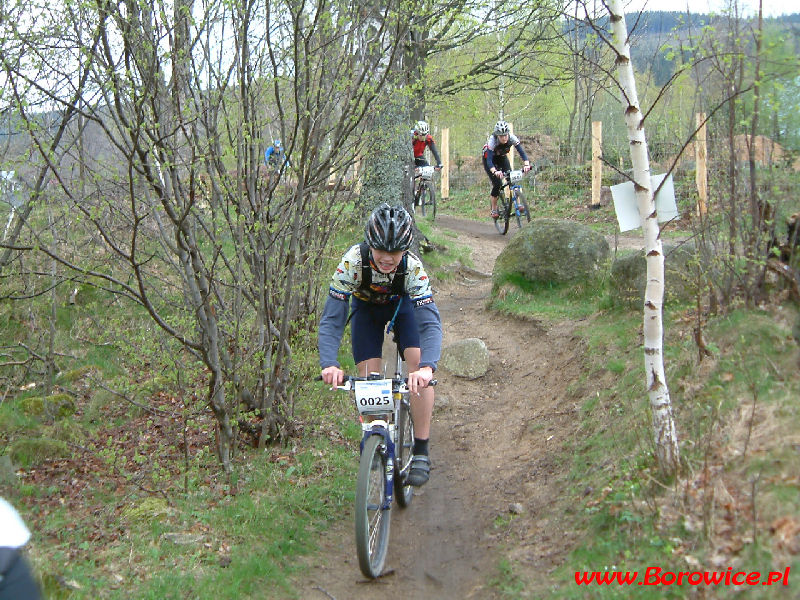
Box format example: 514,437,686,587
621,0,796,17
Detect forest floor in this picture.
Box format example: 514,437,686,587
295,215,643,599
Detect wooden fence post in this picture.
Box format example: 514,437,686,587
440,128,450,199
591,120,602,209
695,112,708,217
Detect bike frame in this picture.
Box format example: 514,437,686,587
353,350,407,509
414,168,433,200
509,183,524,215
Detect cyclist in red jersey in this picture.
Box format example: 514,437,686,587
412,121,443,170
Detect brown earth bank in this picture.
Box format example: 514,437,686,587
295,215,602,599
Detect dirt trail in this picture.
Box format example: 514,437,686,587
299,215,589,599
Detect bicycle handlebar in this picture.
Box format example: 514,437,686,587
315,374,437,391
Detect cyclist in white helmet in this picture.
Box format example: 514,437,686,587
412,120,443,170
482,120,531,219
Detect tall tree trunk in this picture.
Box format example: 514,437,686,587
607,0,680,476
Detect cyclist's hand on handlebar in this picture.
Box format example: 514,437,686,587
435,164,443,171
321,366,345,387
522,161,532,173
408,366,434,395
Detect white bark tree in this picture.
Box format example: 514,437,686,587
606,0,680,475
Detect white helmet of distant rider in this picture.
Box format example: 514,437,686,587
494,119,511,135
415,121,430,136
494,120,510,136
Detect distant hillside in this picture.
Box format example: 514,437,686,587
615,11,799,85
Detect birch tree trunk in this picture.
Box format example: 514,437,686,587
607,0,679,475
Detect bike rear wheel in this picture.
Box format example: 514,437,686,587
355,434,391,578
394,397,415,508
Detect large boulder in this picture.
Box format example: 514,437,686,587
609,242,697,308
493,218,610,286
440,338,489,379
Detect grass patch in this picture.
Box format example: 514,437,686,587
416,219,474,282
490,273,610,321
16,431,359,600
437,185,487,220
526,301,800,599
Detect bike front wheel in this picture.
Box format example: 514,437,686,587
420,183,436,220
355,434,391,578
394,397,415,508
494,194,510,235
515,189,530,226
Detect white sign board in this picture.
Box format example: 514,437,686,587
610,173,679,233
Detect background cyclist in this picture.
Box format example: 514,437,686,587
264,139,289,171
318,204,442,487
412,120,443,170
482,120,531,219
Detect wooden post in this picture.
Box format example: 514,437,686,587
440,128,450,199
591,120,602,208
695,112,708,217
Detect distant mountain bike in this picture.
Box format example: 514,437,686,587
320,342,432,578
493,168,531,235
413,165,437,219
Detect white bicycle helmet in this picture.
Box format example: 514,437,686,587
415,120,430,136
494,120,510,135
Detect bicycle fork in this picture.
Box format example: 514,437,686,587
360,427,396,509
512,186,522,215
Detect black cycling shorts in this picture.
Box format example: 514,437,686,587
350,296,419,363
483,154,511,197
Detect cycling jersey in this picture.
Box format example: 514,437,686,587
264,145,289,167
318,244,442,371
412,133,442,166
482,133,529,170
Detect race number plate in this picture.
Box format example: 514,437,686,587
418,166,435,180
354,379,395,415
509,169,523,183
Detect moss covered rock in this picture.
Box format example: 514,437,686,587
122,497,171,523
10,437,70,468
493,218,609,286
19,393,76,420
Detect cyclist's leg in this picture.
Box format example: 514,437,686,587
494,155,513,217
393,302,433,485
483,156,502,217
400,347,434,439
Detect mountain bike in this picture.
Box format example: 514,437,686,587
493,168,530,235
322,345,431,578
413,166,437,219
